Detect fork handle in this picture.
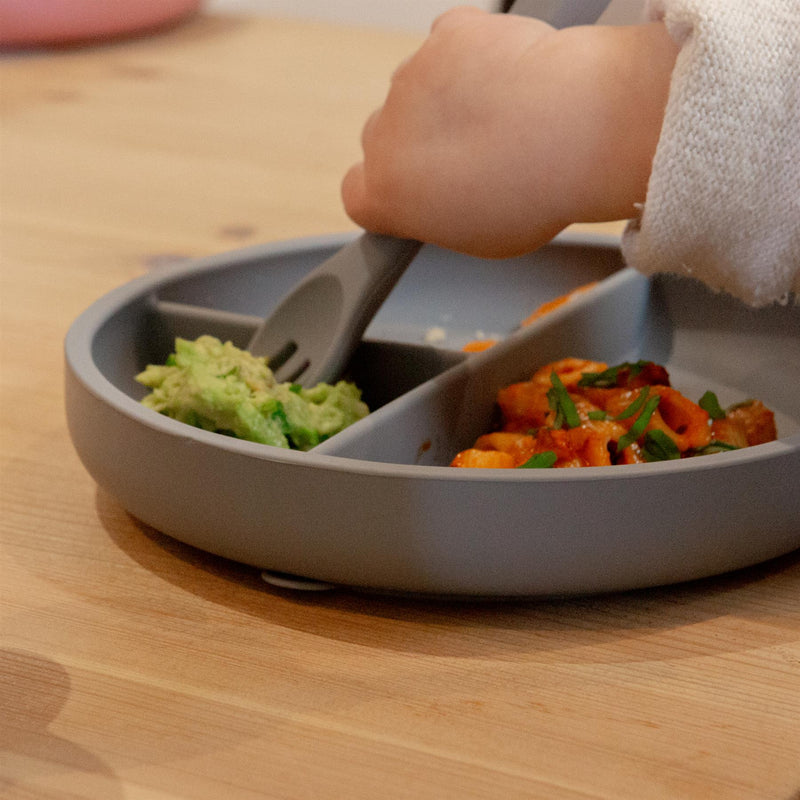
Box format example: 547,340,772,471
246,232,422,386
507,0,611,28
335,233,423,319
300,232,423,383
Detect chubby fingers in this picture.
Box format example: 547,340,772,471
341,105,407,236
341,107,393,233
341,8,492,234
340,139,410,238
340,162,371,230
340,159,361,205
360,107,382,151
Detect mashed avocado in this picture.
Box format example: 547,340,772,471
135,335,369,450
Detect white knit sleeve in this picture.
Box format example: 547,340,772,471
620,0,800,306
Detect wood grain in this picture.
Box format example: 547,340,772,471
1,12,797,800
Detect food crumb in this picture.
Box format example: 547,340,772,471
424,326,447,344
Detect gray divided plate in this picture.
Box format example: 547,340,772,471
65,231,800,597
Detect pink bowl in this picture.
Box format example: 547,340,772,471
0,0,202,46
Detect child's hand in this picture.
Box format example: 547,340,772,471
342,7,677,257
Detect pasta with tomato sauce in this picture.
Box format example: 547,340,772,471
450,358,777,469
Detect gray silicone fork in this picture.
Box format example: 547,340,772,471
247,0,611,386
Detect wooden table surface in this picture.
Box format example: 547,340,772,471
2,12,799,800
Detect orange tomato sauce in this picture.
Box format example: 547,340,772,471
451,357,777,469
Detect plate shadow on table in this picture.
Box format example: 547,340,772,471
96,489,800,663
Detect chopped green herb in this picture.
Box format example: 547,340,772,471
547,372,582,429
288,426,321,450
698,390,726,420
181,409,201,427
518,450,558,469
588,410,608,421
614,386,650,420
726,399,756,412
289,383,303,394
616,395,661,452
266,399,290,433
642,429,681,461
691,440,740,456
578,360,650,388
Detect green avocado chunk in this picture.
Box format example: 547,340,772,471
135,335,369,450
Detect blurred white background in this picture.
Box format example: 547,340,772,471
205,0,642,31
